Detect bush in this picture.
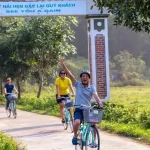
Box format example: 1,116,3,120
139,110,150,129
111,79,150,87
0,95,5,102
0,133,25,150
17,95,60,117
103,102,138,124
122,79,149,86
99,121,150,142
103,101,150,129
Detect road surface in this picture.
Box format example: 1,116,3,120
0,106,149,150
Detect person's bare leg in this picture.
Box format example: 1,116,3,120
69,108,73,121
59,103,65,121
73,119,80,137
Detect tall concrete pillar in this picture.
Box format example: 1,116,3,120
87,15,110,101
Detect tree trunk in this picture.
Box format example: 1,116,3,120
37,70,43,98
17,78,21,99
0,78,3,95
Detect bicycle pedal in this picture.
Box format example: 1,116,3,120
89,144,98,148
77,140,81,144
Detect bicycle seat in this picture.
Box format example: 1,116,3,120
65,100,73,107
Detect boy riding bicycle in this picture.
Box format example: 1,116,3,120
59,60,103,145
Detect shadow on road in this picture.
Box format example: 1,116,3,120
0,117,9,119
14,130,62,138
5,124,62,133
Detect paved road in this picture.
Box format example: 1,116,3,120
0,106,150,150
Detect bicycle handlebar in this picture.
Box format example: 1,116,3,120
6,93,17,95
74,104,103,110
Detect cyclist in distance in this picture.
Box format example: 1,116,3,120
4,77,18,110
55,69,75,123
59,59,103,145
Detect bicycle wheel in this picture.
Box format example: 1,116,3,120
6,108,11,118
68,110,73,132
11,101,17,119
12,108,17,119
85,126,100,150
75,130,83,150
13,101,17,119
63,108,68,130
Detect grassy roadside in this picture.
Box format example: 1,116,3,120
16,102,150,144
17,104,150,144
1,103,149,144
0,86,150,144
99,121,150,143
0,133,26,150
0,100,26,150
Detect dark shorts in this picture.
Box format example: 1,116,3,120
74,108,84,122
56,94,70,104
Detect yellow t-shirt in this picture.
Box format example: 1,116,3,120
55,77,71,95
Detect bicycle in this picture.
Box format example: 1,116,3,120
6,93,18,119
61,96,74,132
74,104,103,150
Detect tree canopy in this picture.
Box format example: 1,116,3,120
94,0,150,33
0,16,78,98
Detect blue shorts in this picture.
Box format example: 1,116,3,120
74,108,84,122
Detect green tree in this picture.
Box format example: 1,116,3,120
112,51,146,80
0,17,30,98
14,16,78,98
94,0,150,33
0,42,9,95
5,59,30,99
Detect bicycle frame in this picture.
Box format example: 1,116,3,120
64,107,71,122
79,122,91,143
75,104,102,150
9,100,16,111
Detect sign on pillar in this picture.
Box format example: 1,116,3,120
87,16,110,101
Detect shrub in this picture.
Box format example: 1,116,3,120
17,95,60,117
111,79,150,87
103,101,150,129
139,110,150,129
99,121,150,142
0,133,25,150
0,95,5,102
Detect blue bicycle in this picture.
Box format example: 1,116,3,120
74,104,103,150
6,93,18,119
62,97,74,132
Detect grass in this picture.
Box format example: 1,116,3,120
99,121,150,143
0,133,26,150
110,86,150,111
0,86,150,144
101,86,150,143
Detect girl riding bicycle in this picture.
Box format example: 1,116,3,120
55,69,75,123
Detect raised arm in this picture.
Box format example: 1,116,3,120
59,59,77,85
92,92,103,107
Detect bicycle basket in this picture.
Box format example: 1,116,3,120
8,94,18,101
65,100,73,108
83,108,103,124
